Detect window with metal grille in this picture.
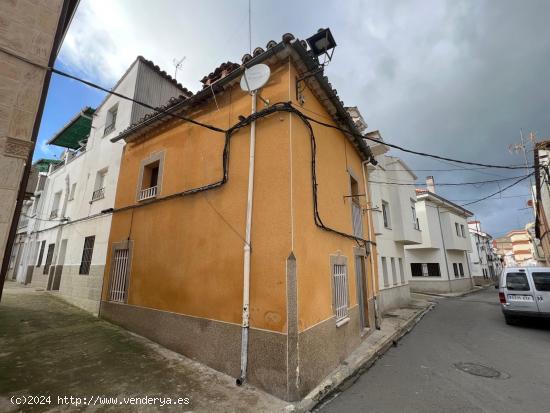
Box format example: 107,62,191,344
79,236,95,275
36,240,46,267
391,257,397,285
43,243,55,275
109,248,130,303
453,263,459,278
332,263,349,323
382,201,391,228
458,263,464,277
381,257,389,286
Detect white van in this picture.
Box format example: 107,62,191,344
499,267,550,324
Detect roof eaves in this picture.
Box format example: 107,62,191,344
417,190,473,217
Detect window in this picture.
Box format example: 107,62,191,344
92,169,107,201
350,175,363,238
68,183,77,201
139,161,160,201
455,223,461,236
411,201,419,230
33,194,40,214
382,201,391,228
460,224,465,238
51,191,61,218
532,272,550,291
453,263,459,278
109,245,131,303
506,272,530,291
458,263,464,276
79,236,95,275
398,258,405,284
381,257,389,286
391,257,397,285
36,240,46,267
104,104,118,136
43,243,55,275
411,263,423,277
427,263,441,277
332,263,349,324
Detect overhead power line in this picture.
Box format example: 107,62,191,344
0,44,530,172
460,173,534,207
368,174,533,187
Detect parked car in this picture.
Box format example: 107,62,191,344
499,267,550,324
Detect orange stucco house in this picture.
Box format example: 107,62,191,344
100,32,379,401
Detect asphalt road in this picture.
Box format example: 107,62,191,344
318,288,550,413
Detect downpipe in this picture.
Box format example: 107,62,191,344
237,91,257,386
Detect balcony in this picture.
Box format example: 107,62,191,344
139,186,158,201
91,187,105,202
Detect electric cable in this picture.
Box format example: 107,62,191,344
459,173,534,207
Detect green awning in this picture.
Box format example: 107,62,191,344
33,158,61,172
47,107,96,149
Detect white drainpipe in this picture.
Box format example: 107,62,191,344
361,160,381,329
237,91,257,386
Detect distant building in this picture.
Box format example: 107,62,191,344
9,57,189,314
468,221,498,284
365,133,422,313
405,177,475,294
534,141,550,264
507,229,534,266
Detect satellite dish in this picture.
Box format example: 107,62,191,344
240,64,270,93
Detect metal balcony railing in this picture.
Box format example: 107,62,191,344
139,186,158,201
91,187,105,202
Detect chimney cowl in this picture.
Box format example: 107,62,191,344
426,176,435,193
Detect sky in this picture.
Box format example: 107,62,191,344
35,0,550,237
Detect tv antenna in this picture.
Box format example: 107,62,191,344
173,56,186,80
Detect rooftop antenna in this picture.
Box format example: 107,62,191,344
172,56,186,81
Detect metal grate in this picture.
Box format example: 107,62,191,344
352,203,363,238
139,185,157,201
333,263,349,322
79,236,95,275
109,248,130,303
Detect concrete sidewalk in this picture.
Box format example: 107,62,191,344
290,299,435,412
0,282,433,412
0,281,286,413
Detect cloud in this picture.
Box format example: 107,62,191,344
54,0,550,235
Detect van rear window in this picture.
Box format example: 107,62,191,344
505,272,530,291
532,272,550,291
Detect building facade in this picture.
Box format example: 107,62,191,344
99,34,379,401
468,221,497,284
534,140,550,264
405,181,474,294
0,0,78,295
13,57,188,314
365,137,422,312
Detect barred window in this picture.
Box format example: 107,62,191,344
332,263,349,324
79,236,96,275
43,243,55,275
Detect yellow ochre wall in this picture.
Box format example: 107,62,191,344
102,58,377,335
286,63,377,332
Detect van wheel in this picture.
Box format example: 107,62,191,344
504,314,516,325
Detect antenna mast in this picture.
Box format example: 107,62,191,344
172,56,186,81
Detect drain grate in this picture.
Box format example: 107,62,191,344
454,362,502,378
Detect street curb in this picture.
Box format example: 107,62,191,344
413,285,489,299
288,301,436,413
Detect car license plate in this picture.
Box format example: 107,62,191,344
507,294,534,302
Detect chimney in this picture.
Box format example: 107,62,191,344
426,176,435,193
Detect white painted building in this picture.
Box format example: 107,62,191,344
364,133,422,313
11,57,190,314
467,221,498,283
405,179,475,294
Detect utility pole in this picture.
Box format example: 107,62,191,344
509,130,536,220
